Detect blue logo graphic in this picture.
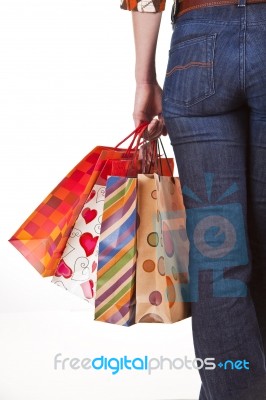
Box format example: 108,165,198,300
183,172,248,301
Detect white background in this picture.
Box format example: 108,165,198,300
0,1,200,399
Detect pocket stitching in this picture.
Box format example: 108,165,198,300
166,61,213,77
164,33,217,108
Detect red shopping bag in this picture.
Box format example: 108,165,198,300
111,139,175,177
9,123,150,277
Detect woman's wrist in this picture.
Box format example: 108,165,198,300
135,77,157,85
135,80,158,86
135,63,157,84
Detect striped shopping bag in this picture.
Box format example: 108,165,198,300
94,175,137,326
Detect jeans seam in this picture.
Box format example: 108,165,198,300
239,5,247,93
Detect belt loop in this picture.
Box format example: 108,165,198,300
238,0,246,7
171,0,179,26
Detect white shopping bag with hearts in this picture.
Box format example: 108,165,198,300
51,182,106,304
51,144,141,304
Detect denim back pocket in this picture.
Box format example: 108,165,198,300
163,34,217,108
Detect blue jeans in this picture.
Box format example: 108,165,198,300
162,2,266,399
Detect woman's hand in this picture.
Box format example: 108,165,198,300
133,81,167,140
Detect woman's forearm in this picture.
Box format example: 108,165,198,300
132,11,162,84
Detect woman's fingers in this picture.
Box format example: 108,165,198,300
143,117,167,140
158,113,168,136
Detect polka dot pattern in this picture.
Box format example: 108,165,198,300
142,259,155,273
149,291,162,306
151,190,157,200
135,174,191,324
162,221,174,257
166,276,176,308
158,256,165,276
147,232,159,247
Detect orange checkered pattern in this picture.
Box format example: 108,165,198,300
9,146,111,277
120,0,166,12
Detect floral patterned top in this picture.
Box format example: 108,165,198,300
120,0,166,12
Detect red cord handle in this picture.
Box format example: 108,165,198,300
115,122,149,153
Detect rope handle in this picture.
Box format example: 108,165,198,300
114,122,150,154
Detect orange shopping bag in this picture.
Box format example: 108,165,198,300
9,123,150,277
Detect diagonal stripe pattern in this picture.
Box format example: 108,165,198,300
94,176,137,326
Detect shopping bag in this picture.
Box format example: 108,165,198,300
51,157,116,302
94,175,138,326
111,157,175,177
9,146,108,277
135,173,191,323
50,138,166,301
111,139,175,177
8,122,149,277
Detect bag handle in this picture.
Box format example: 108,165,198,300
127,123,153,172
115,122,150,153
157,137,175,181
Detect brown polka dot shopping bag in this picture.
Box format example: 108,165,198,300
135,173,191,324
